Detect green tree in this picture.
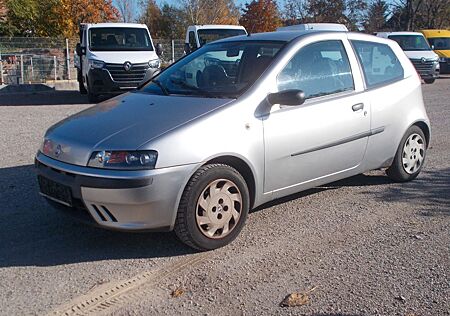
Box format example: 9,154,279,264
240,0,282,33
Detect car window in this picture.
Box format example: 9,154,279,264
277,40,354,99
189,31,197,51
141,41,284,98
351,40,404,88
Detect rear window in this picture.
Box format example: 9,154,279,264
351,40,404,88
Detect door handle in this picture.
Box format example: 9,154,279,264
352,103,364,112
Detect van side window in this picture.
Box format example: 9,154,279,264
351,40,404,88
277,40,354,99
189,31,197,51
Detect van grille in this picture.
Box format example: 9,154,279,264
410,59,434,75
105,62,149,88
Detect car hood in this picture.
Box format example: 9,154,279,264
435,49,450,58
404,50,438,60
43,92,233,166
88,51,159,64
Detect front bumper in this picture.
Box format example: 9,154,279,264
35,152,196,231
87,66,158,95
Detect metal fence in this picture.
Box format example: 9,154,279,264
0,37,185,85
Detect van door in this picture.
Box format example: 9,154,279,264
263,40,371,197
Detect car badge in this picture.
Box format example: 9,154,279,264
421,57,426,64
124,61,132,71
54,144,62,157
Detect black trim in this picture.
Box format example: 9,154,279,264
35,159,153,199
291,127,384,157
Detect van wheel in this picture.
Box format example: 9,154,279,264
79,81,87,94
386,126,427,182
424,78,435,84
174,164,249,251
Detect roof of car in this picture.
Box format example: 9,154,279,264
83,23,148,29
213,30,346,44
377,31,424,37
189,25,247,30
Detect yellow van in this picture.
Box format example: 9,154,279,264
420,29,450,74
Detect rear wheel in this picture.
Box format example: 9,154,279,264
424,78,435,84
174,164,250,251
386,126,427,182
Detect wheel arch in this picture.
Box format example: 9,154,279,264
203,155,256,209
412,120,431,148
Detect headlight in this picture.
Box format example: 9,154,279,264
148,59,160,69
439,57,447,62
89,59,105,69
88,150,158,170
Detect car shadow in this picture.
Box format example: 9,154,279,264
0,164,195,268
253,168,449,218
1,165,448,268
0,90,93,106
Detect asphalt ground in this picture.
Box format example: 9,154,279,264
0,77,448,316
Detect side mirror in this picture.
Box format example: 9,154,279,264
267,89,306,106
184,43,191,55
76,43,81,56
431,44,435,50
156,43,163,57
76,43,86,56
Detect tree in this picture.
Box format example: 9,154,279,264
56,0,120,38
363,0,389,33
304,0,347,24
181,0,240,25
240,0,282,33
139,0,162,37
116,0,135,23
282,0,308,25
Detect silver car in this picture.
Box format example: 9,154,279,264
36,31,430,250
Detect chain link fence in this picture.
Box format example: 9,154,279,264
0,37,185,85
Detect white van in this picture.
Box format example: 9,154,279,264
184,25,247,54
376,32,440,84
76,23,162,102
277,23,348,32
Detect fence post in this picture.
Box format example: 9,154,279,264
30,57,34,82
0,50,3,85
20,54,24,84
66,38,71,80
171,40,175,63
54,56,57,81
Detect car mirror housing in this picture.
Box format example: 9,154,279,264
267,89,306,106
156,43,163,57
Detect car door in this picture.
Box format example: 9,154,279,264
263,39,371,197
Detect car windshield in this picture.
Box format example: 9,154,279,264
197,29,247,46
388,35,431,51
427,37,450,50
89,27,154,51
140,40,285,98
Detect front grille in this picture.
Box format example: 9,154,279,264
105,62,149,87
410,59,434,75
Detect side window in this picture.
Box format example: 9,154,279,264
189,31,197,51
277,40,354,99
351,40,404,88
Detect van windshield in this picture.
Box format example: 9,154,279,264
141,40,285,98
89,28,154,51
388,35,431,51
197,29,247,46
427,37,450,50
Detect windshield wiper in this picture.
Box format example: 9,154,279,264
151,79,170,96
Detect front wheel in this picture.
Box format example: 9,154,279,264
386,126,427,182
174,164,250,251
424,78,435,84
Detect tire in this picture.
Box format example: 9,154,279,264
386,125,427,182
174,164,250,251
424,78,435,84
87,87,99,103
78,71,87,94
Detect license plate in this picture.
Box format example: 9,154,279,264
38,176,73,207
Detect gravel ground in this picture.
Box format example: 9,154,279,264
0,79,448,316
